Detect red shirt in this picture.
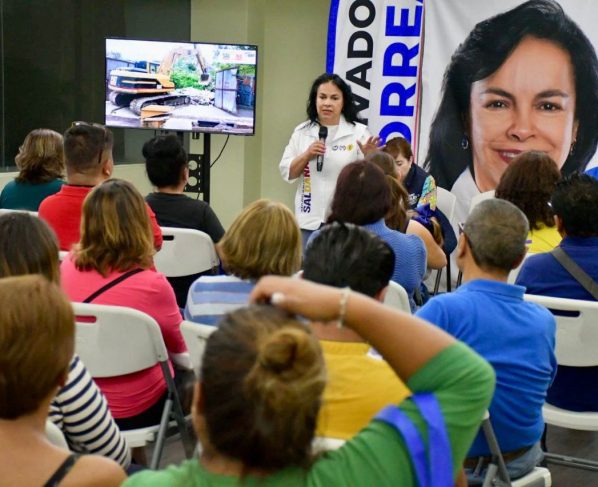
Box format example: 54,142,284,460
39,184,163,251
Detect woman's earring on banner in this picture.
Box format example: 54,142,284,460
570,139,577,155
460,134,470,150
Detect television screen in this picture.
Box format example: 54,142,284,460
105,38,257,135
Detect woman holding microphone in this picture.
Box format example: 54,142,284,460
279,73,381,246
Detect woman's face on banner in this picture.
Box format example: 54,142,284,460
469,36,578,192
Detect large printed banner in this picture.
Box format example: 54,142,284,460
327,0,598,200
326,0,424,155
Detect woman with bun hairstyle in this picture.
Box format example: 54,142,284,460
279,73,382,247
424,0,598,226
125,276,495,486
0,128,65,210
495,151,562,253
0,275,125,486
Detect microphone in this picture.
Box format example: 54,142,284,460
316,125,328,172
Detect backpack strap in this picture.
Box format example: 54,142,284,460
83,268,145,303
551,247,598,300
375,393,452,487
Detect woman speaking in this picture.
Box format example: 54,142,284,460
279,73,380,245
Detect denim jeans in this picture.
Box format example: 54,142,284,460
466,442,544,485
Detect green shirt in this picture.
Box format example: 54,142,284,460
0,178,64,211
124,342,495,487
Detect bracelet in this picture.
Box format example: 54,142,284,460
337,287,351,329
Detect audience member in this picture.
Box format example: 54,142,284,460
495,151,562,253
185,199,301,325
517,173,598,411
315,160,426,311
417,199,556,481
144,134,224,241
125,276,494,486
303,222,410,439
383,136,436,210
143,134,225,306
60,179,191,430
367,150,446,270
0,275,126,486
0,212,130,468
38,122,162,250
0,128,64,211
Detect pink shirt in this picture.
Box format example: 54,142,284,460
61,256,186,418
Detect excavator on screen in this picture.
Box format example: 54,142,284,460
108,46,211,115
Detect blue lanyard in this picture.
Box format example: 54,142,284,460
375,393,453,487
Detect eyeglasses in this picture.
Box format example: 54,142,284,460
71,121,108,165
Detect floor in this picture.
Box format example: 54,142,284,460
152,425,598,485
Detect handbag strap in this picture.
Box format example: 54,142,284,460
551,247,598,300
82,268,144,303
375,393,452,487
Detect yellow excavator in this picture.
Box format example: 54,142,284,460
108,46,211,115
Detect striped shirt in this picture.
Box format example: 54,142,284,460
49,355,131,468
184,275,255,325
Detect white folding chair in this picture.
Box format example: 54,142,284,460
46,419,70,450
524,294,598,471
478,411,551,487
312,436,346,454
154,227,219,277
180,320,216,373
383,281,411,313
0,208,39,217
72,302,194,469
433,187,457,294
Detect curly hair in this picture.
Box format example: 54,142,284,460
15,129,64,184
495,151,560,230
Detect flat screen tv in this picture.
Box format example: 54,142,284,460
105,38,257,135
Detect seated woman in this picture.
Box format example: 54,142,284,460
367,150,447,270
0,212,131,469
143,134,225,307
312,160,426,311
0,275,125,486
383,136,436,210
60,179,191,430
0,128,65,211
125,276,494,486
185,199,302,325
495,151,562,253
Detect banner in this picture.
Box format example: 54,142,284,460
328,0,598,204
327,0,425,156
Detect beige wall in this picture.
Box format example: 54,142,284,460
191,0,329,228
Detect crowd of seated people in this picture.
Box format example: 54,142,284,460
1,113,595,486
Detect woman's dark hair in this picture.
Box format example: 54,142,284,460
384,136,413,160
424,0,598,189
142,135,188,188
551,173,598,237
327,160,391,225
201,305,325,471
306,73,363,125
495,151,561,230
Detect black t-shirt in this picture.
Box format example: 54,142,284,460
145,192,225,243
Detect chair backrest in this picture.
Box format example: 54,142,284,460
154,227,219,278
0,208,39,217
312,436,346,454
436,186,457,223
469,190,495,213
383,281,411,313
72,302,168,378
46,419,69,450
180,320,216,372
524,294,598,367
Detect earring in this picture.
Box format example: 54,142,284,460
460,134,470,150
570,140,577,155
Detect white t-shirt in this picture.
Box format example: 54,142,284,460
279,115,371,230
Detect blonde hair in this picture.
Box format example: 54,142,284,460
74,179,154,276
201,305,326,470
0,275,74,419
218,199,301,280
15,129,64,183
